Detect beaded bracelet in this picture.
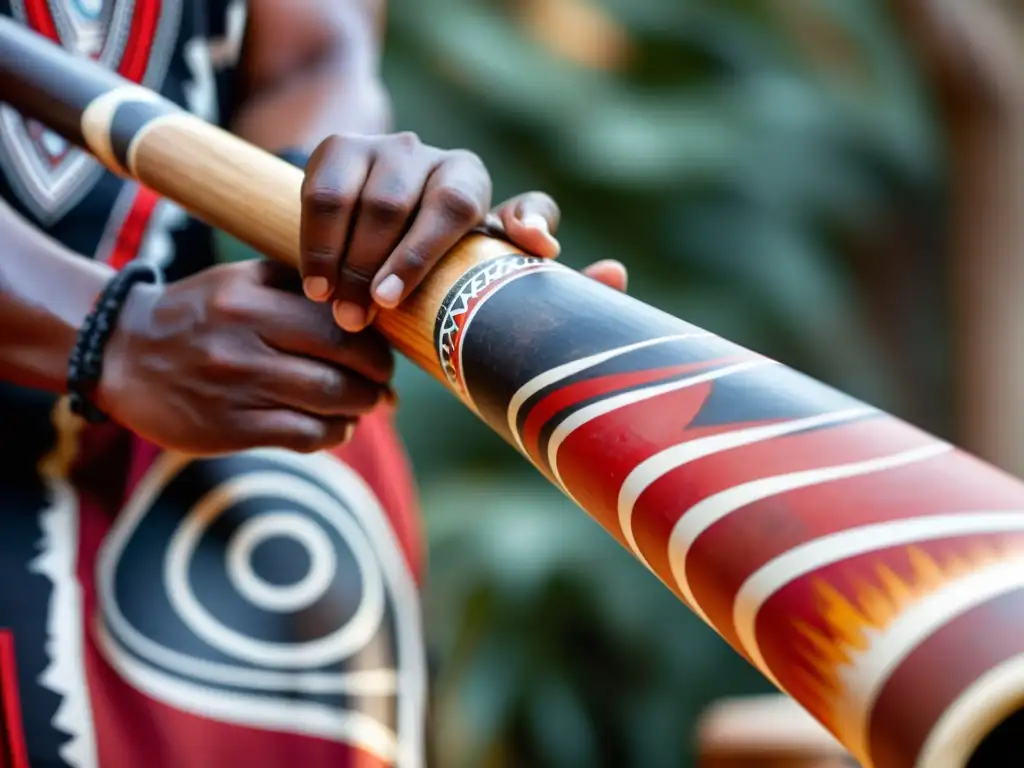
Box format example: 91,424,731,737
67,262,161,423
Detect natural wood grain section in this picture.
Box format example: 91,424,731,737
102,104,520,391
375,234,527,389
127,112,304,268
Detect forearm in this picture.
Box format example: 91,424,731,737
0,204,112,393
230,3,391,151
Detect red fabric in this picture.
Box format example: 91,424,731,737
333,408,424,582
117,0,161,83
65,109,423,766
0,632,30,768
69,408,422,768
22,0,58,41
8,6,424,762
106,187,162,270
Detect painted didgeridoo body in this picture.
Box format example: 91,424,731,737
1,17,1023,768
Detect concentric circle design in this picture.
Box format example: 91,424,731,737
226,512,336,613
94,448,426,765
164,472,385,668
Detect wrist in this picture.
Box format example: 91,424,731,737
93,281,161,420
69,264,161,423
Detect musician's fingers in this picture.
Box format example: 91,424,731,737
582,259,627,292
332,136,439,330
494,192,561,259
299,136,372,302
369,151,492,309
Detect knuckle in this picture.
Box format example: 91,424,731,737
448,148,485,170
285,428,326,454
302,185,355,219
365,194,412,223
209,283,251,322
398,247,429,274
302,245,340,271
391,130,420,149
316,369,348,400
339,260,376,285
312,134,355,165
526,190,558,210
200,337,247,380
316,134,344,156
322,321,351,349
434,186,484,224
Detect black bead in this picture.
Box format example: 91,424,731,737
66,262,160,424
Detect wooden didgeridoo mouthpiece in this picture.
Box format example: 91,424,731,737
5,17,1024,768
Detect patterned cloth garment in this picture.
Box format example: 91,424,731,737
0,2,427,766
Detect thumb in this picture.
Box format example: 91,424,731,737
494,192,561,259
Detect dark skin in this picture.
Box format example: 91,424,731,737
0,0,626,457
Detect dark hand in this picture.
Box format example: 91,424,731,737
97,260,393,456
297,132,627,331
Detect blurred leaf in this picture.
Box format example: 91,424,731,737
381,0,944,764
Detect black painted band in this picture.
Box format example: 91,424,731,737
0,16,122,146
435,259,866,447
109,98,179,170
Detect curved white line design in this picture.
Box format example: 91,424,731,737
547,359,774,490
842,559,1024,763
163,473,387,668
917,651,1024,768
734,512,1024,681
667,442,951,621
454,264,561,411
93,618,402,762
96,449,427,767
617,407,875,569
506,334,710,455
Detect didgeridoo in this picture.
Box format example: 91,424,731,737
1,17,1023,768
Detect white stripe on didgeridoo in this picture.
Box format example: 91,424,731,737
617,407,875,570
506,334,711,456
667,442,951,623
547,359,774,493
841,558,1024,764
917,650,1024,768
734,511,1024,696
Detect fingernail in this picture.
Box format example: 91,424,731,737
333,301,365,331
520,214,560,256
374,274,405,307
303,276,331,301
342,421,356,443
591,258,624,272
521,214,550,235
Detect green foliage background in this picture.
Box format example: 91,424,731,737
378,1,947,765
